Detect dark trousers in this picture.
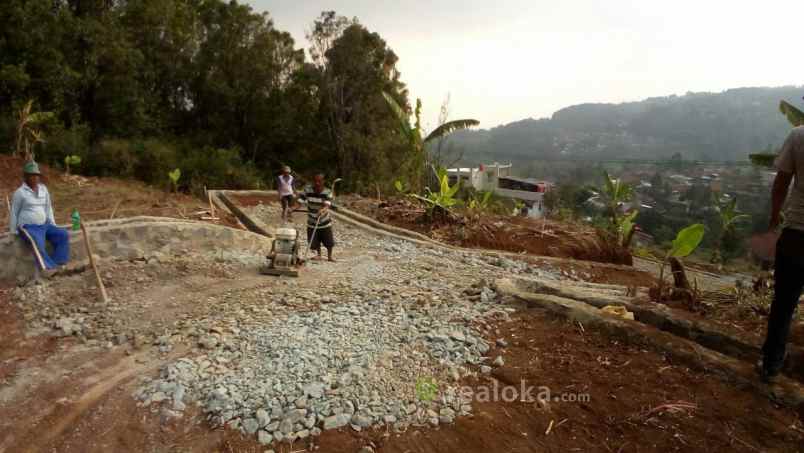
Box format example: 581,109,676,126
762,228,804,373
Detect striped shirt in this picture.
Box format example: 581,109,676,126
300,187,333,229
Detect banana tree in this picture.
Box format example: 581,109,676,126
15,100,54,162
410,167,462,220
601,171,639,247
383,92,478,191
710,194,750,265
657,223,706,298
750,100,804,167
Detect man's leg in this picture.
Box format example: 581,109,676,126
762,232,804,376
19,225,57,270
308,227,323,260
44,224,70,266
324,227,336,262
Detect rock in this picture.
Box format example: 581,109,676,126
323,414,350,430
351,414,373,428
496,338,509,348
256,409,271,427
480,365,492,374
257,430,273,445
198,335,219,349
296,429,310,439
493,356,505,367
279,418,294,434
358,447,375,453
243,418,260,435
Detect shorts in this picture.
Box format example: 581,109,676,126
280,195,294,210
307,226,335,250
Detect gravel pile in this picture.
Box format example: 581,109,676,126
135,284,510,446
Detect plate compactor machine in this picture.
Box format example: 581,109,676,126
259,227,303,277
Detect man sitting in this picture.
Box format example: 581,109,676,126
9,161,70,274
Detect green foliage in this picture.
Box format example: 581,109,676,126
64,155,81,174
601,171,638,248
0,3,420,195
168,168,181,192
410,169,462,216
383,91,478,191
657,223,705,294
394,179,409,194
710,194,750,265
468,190,493,212
669,224,705,259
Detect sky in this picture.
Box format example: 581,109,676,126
248,0,804,131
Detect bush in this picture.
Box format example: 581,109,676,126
179,146,262,194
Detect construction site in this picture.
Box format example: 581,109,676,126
0,155,802,453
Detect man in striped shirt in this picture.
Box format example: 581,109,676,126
299,174,336,262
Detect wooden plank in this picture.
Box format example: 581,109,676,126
81,223,109,303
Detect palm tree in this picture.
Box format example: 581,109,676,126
383,92,479,190
749,100,804,167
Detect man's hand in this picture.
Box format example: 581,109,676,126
770,214,782,231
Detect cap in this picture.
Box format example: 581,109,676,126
23,161,41,175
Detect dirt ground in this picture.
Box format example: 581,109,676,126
2,285,803,453
0,155,241,231
2,176,802,453
341,196,633,266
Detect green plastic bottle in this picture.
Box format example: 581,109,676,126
71,209,81,231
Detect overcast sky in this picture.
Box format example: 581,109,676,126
248,0,804,131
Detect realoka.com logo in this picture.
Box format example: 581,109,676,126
416,376,590,404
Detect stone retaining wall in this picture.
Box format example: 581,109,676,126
0,216,271,284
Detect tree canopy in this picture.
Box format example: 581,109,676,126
0,2,416,192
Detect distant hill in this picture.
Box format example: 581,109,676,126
445,86,804,164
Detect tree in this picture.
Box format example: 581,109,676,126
710,194,750,266
383,93,478,191
15,100,53,161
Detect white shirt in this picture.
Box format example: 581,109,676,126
277,174,294,197
9,183,55,234
776,126,804,232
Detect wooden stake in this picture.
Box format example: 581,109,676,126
207,189,216,217
109,199,122,219
80,223,109,303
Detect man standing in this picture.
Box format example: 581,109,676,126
299,174,336,262
9,161,70,273
759,124,804,382
277,165,295,223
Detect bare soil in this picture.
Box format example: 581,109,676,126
342,196,633,266
3,286,802,453
0,155,241,231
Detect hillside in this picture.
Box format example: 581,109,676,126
446,86,804,164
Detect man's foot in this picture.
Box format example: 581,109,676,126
756,361,780,383
312,255,324,261
328,257,337,262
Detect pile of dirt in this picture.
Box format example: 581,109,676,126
343,196,633,266
0,154,241,230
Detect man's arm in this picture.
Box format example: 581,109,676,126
45,188,56,225
770,171,794,229
9,191,21,234
771,130,798,229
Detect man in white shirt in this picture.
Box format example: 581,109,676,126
9,161,70,272
759,125,804,382
277,165,295,223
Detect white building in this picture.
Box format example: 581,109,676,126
446,163,553,218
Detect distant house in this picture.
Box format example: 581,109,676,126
447,163,553,218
